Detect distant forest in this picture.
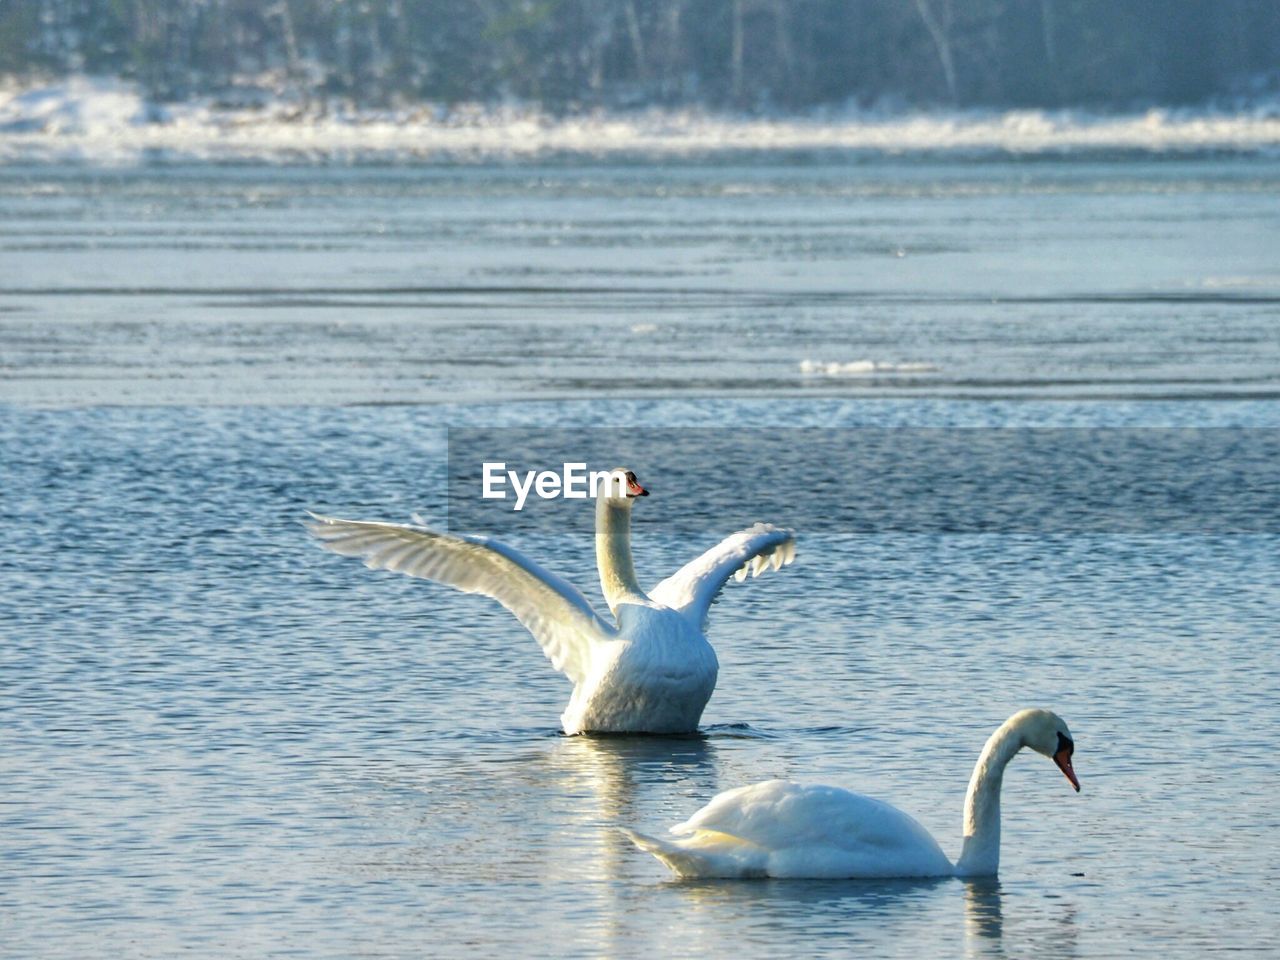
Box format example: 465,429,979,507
2,0,1278,110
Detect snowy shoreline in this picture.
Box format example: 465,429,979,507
3,76,1280,164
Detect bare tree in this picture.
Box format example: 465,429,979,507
730,0,744,102
267,0,304,99
623,0,647,81
772,0,794,82
3,0,1276,112
914,0,958,103
1034,0,1064,103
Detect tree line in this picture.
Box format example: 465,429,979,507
2,0,1277,110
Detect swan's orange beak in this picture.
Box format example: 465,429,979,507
1054,748,1080,792
626,477,648,497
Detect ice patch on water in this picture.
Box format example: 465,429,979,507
3,76,1280,163
800,360,940,378
1199,275,1278,289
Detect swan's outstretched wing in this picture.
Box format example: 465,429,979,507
648,523,796,628
306,514,616,684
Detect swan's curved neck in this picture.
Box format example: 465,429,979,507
955,718,1025,877
595,497,645,613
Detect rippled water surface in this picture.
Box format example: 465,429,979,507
3,156,1280,958
1,157,1278,405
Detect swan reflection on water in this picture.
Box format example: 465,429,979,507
633,875,1004,955
671,872,952,912
963,879,1081,959
652,876,1082,959
544,721,782,830
963,878,1005,943
548,731,721,823
635,875,1047,957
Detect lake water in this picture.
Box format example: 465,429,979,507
2,154,1279,958
2,158,1278,405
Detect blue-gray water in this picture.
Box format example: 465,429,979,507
2,156,1279,958
2,158,1278,405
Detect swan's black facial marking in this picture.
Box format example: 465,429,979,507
624,470,649,498
1053,731,1080,792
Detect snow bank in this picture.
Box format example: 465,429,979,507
0,76,150,135
2,76,1280,163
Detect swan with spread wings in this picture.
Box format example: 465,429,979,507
306,468,796,734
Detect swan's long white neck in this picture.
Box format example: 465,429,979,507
595,496,645,614
954,716,1026,877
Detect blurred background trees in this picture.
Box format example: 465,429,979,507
2,0,1277,109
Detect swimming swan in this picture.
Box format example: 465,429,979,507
306,469,796,735
624,708,1080,878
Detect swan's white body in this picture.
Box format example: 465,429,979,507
558,600,719,734
306,470,795,735
625,709,1080,879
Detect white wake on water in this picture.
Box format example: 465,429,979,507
3,76,1280,162
800,360,941,378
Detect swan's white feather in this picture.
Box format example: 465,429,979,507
629,779,953,879
649,523,796,628
619,827,768,879
305,514,615,684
